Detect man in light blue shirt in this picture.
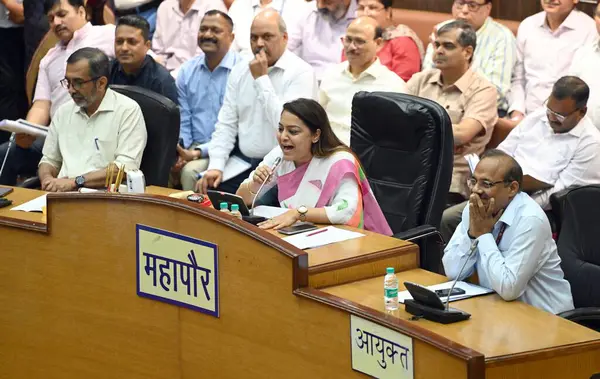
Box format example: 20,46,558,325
173,10,242,191
443,149,574,315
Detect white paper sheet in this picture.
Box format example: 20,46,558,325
199,156,252,183
398,280,494,304
10,194,47,212
0,119,48,137
464,153,480,174
282,226,365,250
251,205,288,219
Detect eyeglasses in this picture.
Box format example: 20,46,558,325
467,177,509,190
544,98,580,124
60,77,99,90
453,0,487,12
341,35,368,48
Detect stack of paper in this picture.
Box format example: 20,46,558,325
251,205,288,219
199,156,251,183
10,194,47,212
398,281,494,304
282,226,365,250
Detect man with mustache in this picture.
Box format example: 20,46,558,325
440,76,600,244
422,0,516,117
171,10,242,191
108,15,177,104
508,0,596,126
406,20,498,204
0,0,115,186
319,16,407,146
151,0,226,73
569,2,600,129
38,47,147,192
287,0,357,81
443,149,574,315
198,9,317,194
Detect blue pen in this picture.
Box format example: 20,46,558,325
94,137,99,150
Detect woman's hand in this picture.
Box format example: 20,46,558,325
258,210,299,230
252,165,272,186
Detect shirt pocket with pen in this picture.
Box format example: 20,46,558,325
91,137,117,167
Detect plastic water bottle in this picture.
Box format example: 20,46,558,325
230,204,243,220
219,202,230,214
384,267,399,311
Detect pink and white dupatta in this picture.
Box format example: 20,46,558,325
276,151,393,236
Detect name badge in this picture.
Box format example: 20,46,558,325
136,224,219,317
351,315,414,379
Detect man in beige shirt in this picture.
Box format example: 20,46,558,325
39,47,148,192
319,16,407,145
407,20,497,201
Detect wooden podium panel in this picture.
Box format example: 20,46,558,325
323,270,600,378
2,188,598,379
1,191,438,378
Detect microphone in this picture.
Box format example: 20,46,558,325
444,239,479,311
0,132,16,180
250,156,282,215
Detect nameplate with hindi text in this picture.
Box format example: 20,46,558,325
136,224,219,317
351,315,414,379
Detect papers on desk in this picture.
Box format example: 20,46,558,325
398,281,493,304
199,156,251,183
282,226,365,250
10,194,47,212
0,119,48,137
251,205,288,219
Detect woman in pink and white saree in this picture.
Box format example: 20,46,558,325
236,98,392,235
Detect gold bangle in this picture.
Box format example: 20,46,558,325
247,182,258,195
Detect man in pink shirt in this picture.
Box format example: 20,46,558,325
152,0,226,72
507,0,596,126
0,0,115,185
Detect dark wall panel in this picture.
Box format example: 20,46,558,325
393,0,598,22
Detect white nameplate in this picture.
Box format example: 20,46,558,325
351,315,414,379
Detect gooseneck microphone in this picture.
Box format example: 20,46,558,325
0,133,15,180
445,239,479,311
250,156,282,215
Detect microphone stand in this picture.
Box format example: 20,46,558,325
0,133,16,180
250,157,281,216
445,239,479,311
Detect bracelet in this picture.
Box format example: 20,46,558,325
247,182,258,196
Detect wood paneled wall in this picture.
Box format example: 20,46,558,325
393,0,599,22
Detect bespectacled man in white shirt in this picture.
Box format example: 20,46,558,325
440,76,600,243
569,2,600,129
39,48,147,192
319,16,407,146
443,149,574,315
198,9,318,194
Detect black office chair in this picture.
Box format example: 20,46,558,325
111,85,180,187
351,92,453,273
551,185,600,332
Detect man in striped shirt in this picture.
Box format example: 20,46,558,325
422,0,516,115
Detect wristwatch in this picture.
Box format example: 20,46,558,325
75,175,85,189
297,205,308,222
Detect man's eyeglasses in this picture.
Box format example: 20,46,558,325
60,77,99,90
544,99,580,124
341,35,368,48
467,177,509,190
453,0,487,12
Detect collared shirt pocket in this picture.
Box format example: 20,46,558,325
91,137,117,168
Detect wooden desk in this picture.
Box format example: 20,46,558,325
2,187,598,379
321,269,600,378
